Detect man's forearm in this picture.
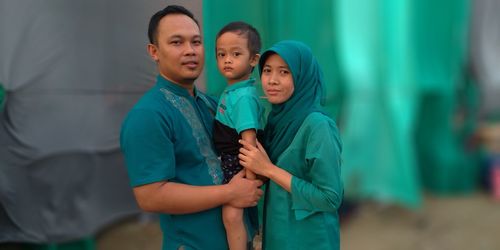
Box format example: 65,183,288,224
133,181,233,214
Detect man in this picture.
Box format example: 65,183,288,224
120,5,263,250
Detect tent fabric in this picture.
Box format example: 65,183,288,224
469,0,500,119
203,0,343,119
0,0,198,243
412,0,478,194
335,0,422,208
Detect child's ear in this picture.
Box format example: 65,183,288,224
250,54,260,67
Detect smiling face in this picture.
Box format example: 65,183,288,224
260,53,295,104
147,14,204,87
216,31,258,84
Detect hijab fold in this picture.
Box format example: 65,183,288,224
259,40,326,162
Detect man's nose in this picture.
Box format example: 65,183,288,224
185,42,196,55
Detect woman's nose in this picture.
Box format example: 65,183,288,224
268,77,278,85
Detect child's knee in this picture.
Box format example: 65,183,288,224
223,207,243,227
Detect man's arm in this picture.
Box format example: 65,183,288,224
133,170,263,214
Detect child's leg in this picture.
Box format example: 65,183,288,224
246,169,256,180
223,204,247,250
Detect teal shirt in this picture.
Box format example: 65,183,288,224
215,78,264,133
213,78,264,155
263,112,343,250
120,75,226,250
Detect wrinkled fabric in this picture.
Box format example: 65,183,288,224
0,0,202,243
469,0,500,118
263,113,343,250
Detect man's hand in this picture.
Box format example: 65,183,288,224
226,170,263,208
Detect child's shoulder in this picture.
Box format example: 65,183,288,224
232,84,258,96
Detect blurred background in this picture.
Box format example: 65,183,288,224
1,0,500,249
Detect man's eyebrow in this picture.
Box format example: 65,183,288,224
168,34,183,40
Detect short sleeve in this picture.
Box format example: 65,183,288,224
120,108,175,187
231,95,262,134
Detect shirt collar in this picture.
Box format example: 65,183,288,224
224,78,255,93
156,75,199,97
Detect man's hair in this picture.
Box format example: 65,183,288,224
216,21,261,56
148,5,200,45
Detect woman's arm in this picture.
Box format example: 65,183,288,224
239,140,292,192
289,120,343,212
239,118,343,212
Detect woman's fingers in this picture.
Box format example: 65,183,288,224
256,140,264,151
239,139,256,150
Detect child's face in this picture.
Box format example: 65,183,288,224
261,53,294,104
216,31,258,84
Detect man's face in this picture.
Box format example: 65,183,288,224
148,14,204,86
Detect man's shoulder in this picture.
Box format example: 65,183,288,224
133,86,176,110
197,91,218,109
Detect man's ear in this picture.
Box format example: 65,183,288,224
147,43,159,62
250,53,260,67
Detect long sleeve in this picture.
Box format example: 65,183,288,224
289,115,343,218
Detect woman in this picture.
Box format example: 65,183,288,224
239,40,343,250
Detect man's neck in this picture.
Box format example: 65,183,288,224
160,73,195,96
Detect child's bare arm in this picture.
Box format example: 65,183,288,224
240,129,257,179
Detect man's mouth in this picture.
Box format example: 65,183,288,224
183,60,198,68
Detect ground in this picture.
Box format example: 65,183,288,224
93,191,500,250
1,191,498,250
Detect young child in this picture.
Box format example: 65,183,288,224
213,21,264,250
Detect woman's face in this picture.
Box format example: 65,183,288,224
261,54,294,104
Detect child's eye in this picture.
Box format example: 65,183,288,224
280,70,289,75
233,52,241,57
217,52,225,57
262,68,271,73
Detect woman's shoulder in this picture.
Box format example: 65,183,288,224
304,112,338,128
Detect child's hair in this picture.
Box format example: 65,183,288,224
216,21,261,56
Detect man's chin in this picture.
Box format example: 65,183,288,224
183,72,201,81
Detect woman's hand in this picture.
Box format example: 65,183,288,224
239,139,293,192
238,139,273,177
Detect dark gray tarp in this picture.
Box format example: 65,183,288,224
469,0,500,118
0,0,202,243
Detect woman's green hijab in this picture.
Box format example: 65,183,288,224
259,40,326,162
